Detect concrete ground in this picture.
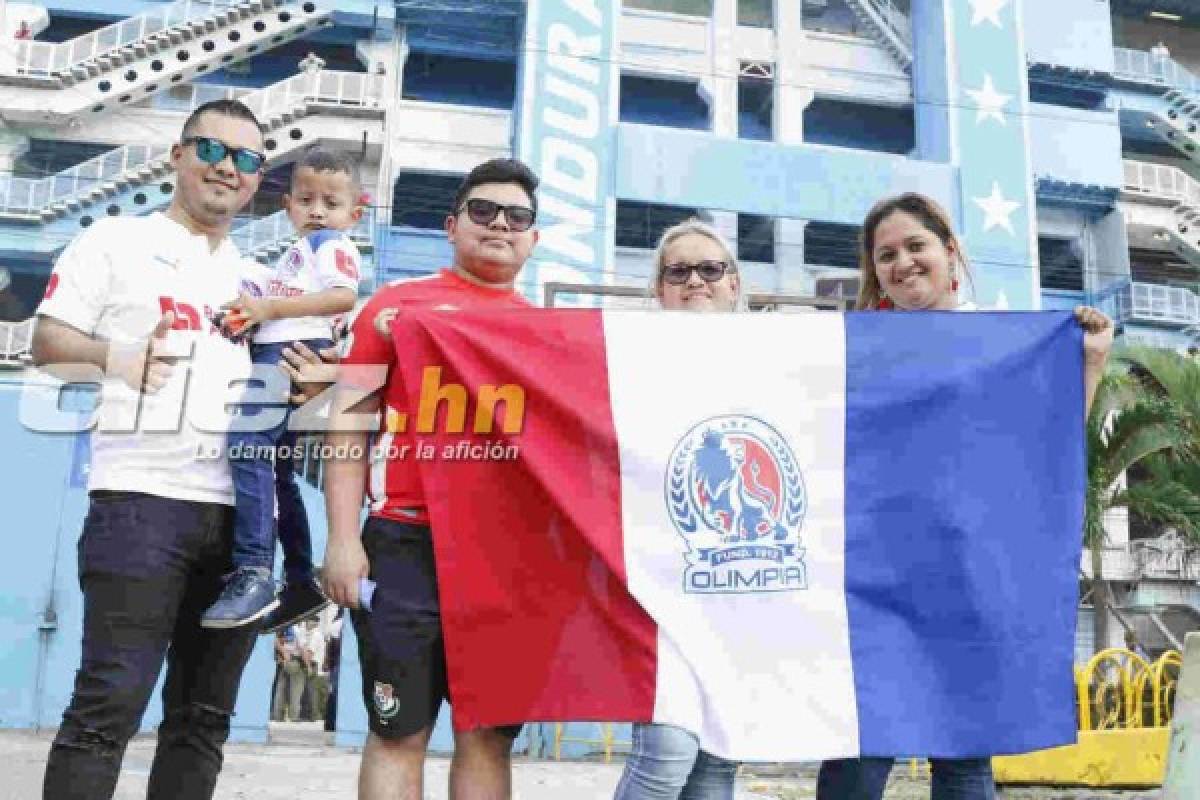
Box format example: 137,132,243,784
3,727,1162,800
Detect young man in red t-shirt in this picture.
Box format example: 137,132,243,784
321,158,539,800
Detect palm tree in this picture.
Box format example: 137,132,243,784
1118,346,1200,443
1084,362,1192,653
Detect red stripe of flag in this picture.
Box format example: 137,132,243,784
390,309,658,729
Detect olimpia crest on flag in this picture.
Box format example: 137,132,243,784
665,415,808,594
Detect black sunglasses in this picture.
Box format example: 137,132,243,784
661,260,731,285
182,135,266,175
458,197,536,232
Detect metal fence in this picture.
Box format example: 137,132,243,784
1113,47,1200,93
0,70,383,216
0,144,172,215
12,0,251,77
1123,159,1200,206
1096,280,1200,328
0,318,34,365
240,70,385,120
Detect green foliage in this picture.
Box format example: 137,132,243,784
1084,348,1200,549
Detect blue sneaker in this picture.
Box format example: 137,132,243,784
201,567,279,629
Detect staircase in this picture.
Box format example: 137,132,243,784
844,0,912,73
1121,159,1200,267
0,0,334,123
1156,89,1200,162
0,70,384,247
1113,48,1200,168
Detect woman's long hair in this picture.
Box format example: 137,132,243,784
856,193,972,310
648,218,746,311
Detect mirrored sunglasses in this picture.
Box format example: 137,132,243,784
182,135,265,175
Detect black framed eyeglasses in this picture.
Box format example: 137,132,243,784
181,135,266,175
660,260,731,285
458,197,536,232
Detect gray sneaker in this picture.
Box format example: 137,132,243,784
201,567,279,629
260,578,331,634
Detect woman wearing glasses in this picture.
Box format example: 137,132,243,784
815,192,1112,800
614,217,742,800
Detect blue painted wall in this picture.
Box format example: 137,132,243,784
0,377,313,742
1028,104,1123,190
614,123,958,226
1024,0,1115,74
514,0,620,303
0,380,88,730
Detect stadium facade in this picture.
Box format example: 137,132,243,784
1,0,1199,747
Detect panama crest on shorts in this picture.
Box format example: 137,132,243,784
666,415,807,594
373,681,400,720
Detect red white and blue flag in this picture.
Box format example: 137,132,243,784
388,309,1084,761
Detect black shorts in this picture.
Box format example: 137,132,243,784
351,516,523,740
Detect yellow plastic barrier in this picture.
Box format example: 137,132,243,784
994,648,1180,787
993,728,1169,787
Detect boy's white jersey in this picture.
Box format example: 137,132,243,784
248,228,361,343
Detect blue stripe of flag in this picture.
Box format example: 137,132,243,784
843,311,1084,757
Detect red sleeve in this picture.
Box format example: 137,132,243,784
339,290,398,394
343,291,395,368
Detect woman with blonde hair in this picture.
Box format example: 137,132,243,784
615,217,742,800
817,192,1112,800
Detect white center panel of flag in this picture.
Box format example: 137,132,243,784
602,310,860,761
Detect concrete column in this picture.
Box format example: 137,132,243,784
0,128,28,174
773,0,811,146
1164,632,1200,799
775,219,810,294
708,210,737,251
363,31,408,288
706,0,739,137
773,2,812,294
911,0,954,164
1086,208,1131,294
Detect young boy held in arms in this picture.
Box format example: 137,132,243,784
203,146,363,630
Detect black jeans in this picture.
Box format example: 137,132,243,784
43,491,258,800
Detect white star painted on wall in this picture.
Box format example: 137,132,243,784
968,0,1010,28
973,182,1020,235
964,74,1011,125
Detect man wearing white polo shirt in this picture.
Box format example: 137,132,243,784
32,99,266,800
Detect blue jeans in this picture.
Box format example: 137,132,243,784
43,491,257,800
817,757,995,800
227,338,331,582
614,723,737,800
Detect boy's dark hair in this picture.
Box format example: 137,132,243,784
292,145,362,192
451,158,539,217
181,99,262,142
